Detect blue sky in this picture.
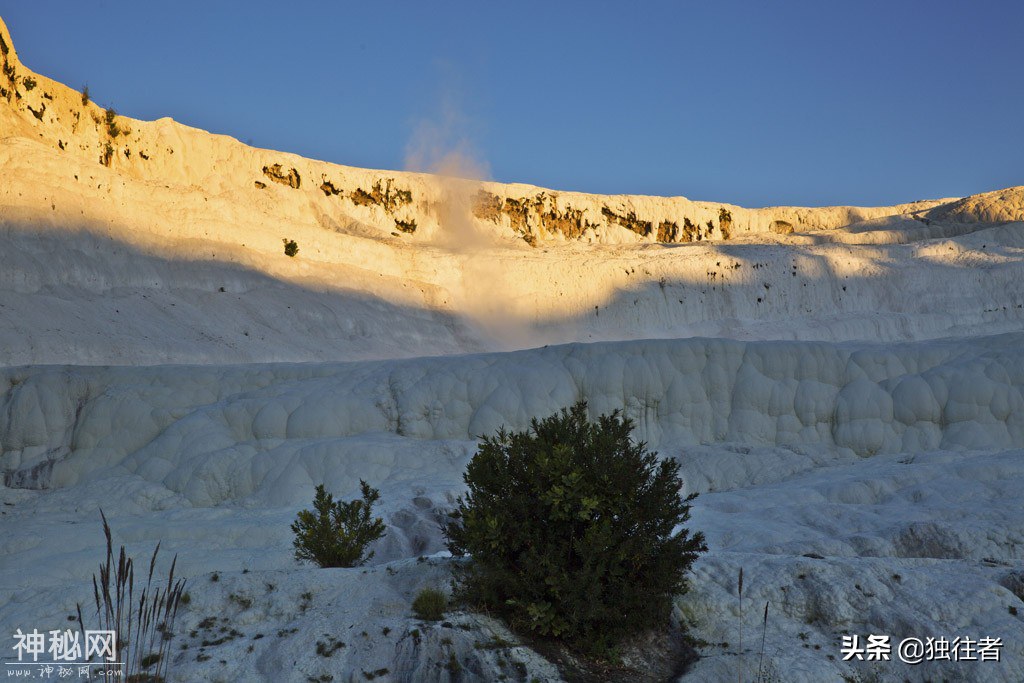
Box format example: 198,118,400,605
3,1,1021,207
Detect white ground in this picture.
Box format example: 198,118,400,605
1,15,1023,683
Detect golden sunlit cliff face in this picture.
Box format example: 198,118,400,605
0,15,954,249
2,14,1024,367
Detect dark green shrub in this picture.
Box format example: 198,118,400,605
292,482,386,568
22,76,36,91
444,401,706,657
412,588,447,621
81,85,90,105
104,106,120,137
282,238,299,257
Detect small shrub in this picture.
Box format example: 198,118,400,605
315,637,345,657
412,588,447,621
104,106,121,137
228,593,253,609
22,76,36,91
444,401,706,657
291,481,386,568
282,238,299,257
81,84,90,105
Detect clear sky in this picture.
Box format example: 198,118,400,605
2,1,1021,207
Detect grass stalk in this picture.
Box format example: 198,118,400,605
737,566,744,683
77,511,186,683
756,601,769,682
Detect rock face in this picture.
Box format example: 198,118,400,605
3,14,1024,370
925,186,1024,224
0,16,961,250
3,335,1024,497
2,12,1024,367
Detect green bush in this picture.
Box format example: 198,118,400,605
412,588,447,621
291,482,386,568
444,401,706,656
282,238,299,257
104,106,120,137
